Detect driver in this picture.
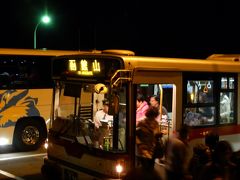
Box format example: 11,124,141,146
94,99,113,148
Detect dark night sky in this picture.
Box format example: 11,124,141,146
1,0,240,58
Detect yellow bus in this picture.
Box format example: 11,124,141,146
42,50,240,179
0,48,87,151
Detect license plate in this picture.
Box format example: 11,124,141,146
64,168,78,180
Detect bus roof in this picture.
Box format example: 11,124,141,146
51,49,240,73
0,48,89,56
67,49,240,73
207,54,240,62
120,55,240,73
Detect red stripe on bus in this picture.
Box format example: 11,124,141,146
189,124,240,140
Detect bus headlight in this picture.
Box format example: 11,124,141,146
44,138,48,149
0,137,9,146
115,163,123,174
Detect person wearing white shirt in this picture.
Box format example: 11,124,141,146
220,94,231,123
94,99,113,148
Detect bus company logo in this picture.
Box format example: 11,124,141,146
0,90,40,128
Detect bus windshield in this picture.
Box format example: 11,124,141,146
51,81,127,152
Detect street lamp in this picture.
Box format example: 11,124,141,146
34,15,51,49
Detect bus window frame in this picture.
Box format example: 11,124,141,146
183,72,238,128
0,55,53,89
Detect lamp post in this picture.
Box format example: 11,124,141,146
34,15,51,49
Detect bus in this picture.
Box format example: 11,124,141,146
42,50,240,179
0,48,87,151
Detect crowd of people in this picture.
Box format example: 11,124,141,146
92,94,240,179
124,93,240,180
136,94,169,126
130,126,240,179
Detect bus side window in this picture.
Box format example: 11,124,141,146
28,67,40,87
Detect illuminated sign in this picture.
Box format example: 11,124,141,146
68,59,101,76
52,56,122,79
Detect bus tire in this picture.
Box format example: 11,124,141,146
13,118,47,151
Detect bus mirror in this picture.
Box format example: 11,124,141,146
94,83,108,94
109,95,120,115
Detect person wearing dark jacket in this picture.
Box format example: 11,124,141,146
136,106,160,170
200,140,238,180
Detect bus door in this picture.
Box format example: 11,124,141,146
132,69,182,165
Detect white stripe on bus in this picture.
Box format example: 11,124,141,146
0,169,25,180
0,153,46,161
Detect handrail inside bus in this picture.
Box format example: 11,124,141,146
110,70,132,88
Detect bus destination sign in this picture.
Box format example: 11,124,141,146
68,59,101,76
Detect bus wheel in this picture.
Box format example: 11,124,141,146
13,119,47,151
